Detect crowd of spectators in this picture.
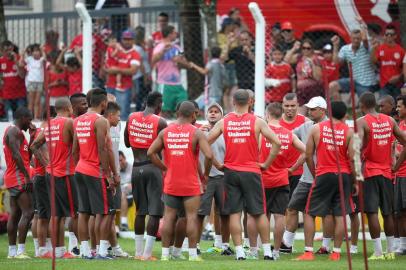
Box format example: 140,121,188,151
0,8,405,119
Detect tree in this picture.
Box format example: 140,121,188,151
199,0,218,51
0,0,7,43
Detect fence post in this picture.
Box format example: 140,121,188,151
248,2,265,117
75,2,92,94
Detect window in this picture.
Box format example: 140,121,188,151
3,0,30,8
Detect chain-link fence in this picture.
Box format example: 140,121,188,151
0,2,404,120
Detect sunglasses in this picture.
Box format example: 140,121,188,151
385,32,395,37
302,46,312,50
282,30,292,33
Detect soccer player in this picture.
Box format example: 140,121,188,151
70,93,88,119
148,101,213,261
124,91,167,260
197,102,233,256
73,88,116,259
357,92,406,260
281,96,328,253
297,101,355,261
3,107,35,259
207,89,281,260
256,102,305,259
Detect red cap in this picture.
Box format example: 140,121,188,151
281,21,293,31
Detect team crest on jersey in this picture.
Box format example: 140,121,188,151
379,50,384,57
1,63,6,70
394,52,400,59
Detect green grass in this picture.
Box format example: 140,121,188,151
0,235,405,270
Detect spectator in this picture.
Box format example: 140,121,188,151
319,39,340,85
0,40,27,119
217,17,239,112
119,151,132,231
228,7,248,32
371,24,405,99
329,28,377,101
279,21,297,52
229,30,255,91
190,46,226,105
133,26,152,111
43,29,59,56
266,22,283,60
20,44,45,120
151,25,190,118
285,39,323,110
105,30,140,120
45,50,68,106
150,12,169,47
367,23,383,44
56,47,83,96
265,45,295,103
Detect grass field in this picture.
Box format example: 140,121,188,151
0,235,405,270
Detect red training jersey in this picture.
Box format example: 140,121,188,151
74,112,104,178
3,126,30,188
265,62,293,103
396,120,406,177
105,47,140,90
362,113,394,179
0,55,27,99
316,121,351,176
127,112,160,149
319,57,340,84
163,123,201,196
45,117,75,177
375,43,405,88
223,112,260,174
33,129,46,177
280,114,306,176
260,125,291,188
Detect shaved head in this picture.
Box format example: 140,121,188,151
379,95,395,107
178,101,196,118
55,97,72,112
233,89,250,106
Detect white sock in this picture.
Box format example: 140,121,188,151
322,237,331,251
273,249,280,258
250,247,258,256
387,236,395,253
172,247,182,257
134,234,144,257
262,243,272,257
304,246,314,252
8,245,17,257
235,245,245,259
162,247,170,257
401,237,406,250
46,238,52,252
373,238,383,256
39,246,48,256
96,245,99,255
283,231,295,248
222,243,230,251
243,238,250,247
143,235,156,258
120,217,128,225
182,238,189,251
68,232,78,251
189,248,198,259
350,245,358,253
214,235,222,249
17,244,25,255
394,238,400,250
33,238,39,257
99,240,109,257
257,235,262,248
55,246,65,258
205,223,214,231
333,247,341,253
80,241,90,257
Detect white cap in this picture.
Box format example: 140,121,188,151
323,44,333,51
305,96,327,109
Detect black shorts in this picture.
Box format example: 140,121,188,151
223,168,265,215
46,174,77,218
113,185,122,211
132,163,164,216
288,181,312,212
394,177,406,215
350,195,360,214
74,172,115,215
288,175,301,199
363,176,393,216
8,184,31,198
265,185,290,215
198,176,226,216
306,173,353,217
162,193,199,212
33,175,50,219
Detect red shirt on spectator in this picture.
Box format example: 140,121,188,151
67,69,82,96
0,55,26,99
265,61,294,103
105,47,140,90
319,56,340,84
70,33,106,72
375,43,405,88
46,68,68,97
151,31,163,45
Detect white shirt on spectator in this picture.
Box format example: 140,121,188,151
25,56,45,82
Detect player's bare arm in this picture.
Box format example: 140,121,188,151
30,130,48,167
289,134,306,174
306,124,319,178
147,130,167,171
7,127,30,182
95,117,113,187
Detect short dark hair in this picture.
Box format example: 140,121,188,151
70,93,86,103
41,107,56,120
331,101,347,120
158,12,169,18
178,101,195,117
119,150,125,158
211,46,221,58
283,92,297,101
266,102,283,119
90,88,107,107
233,89,249,106
272,45,284,53
66,57,80,68
86,89,95,106
162,25,175,38
359,92,376,109
105,101,121,114
385,24,396,32
301,38,314,49
15,107,32,120
397,95,406,107
190,100,199,110
146,91,162,107
367,23,382,35
1,40,13,49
